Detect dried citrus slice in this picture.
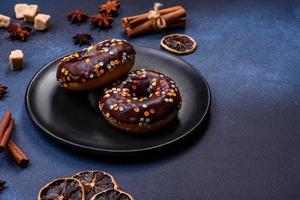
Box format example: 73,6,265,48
91,189,134,200
160,34,197,54
38,177,85,200
73,170,119,199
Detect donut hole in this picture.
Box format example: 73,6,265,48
131,78,155,99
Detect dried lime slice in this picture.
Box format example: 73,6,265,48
38,177,85,200
161,34,197,54
73,170,119,199
91,189,134,200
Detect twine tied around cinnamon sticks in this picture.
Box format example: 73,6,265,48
122,4,186,37
148,3,167,30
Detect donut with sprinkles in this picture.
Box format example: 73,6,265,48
99,69,182,133
56,39,136,90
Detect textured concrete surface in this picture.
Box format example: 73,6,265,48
0,0,300,199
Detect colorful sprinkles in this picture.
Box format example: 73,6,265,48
57,39,135,88
99,69,181,127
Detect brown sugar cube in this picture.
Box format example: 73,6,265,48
0,14,11,28
23,5,38,22
15,3,28,19
9,50,24,70
34,14,51,31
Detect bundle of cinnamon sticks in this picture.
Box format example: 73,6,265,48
0,112,29,168
122,5,186,38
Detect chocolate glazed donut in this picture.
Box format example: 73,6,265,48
57,39,136,90
99,69,182,133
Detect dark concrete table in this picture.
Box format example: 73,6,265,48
0,0,300,199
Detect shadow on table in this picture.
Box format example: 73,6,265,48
53,111,211,164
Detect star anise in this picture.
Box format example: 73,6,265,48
98,0,120,15
90,13,114,28
68,10,89,23
7,22,31,41
73,33,93,46
0,84,8,98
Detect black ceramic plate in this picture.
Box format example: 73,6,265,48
25,46,210,154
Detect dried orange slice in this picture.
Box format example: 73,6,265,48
160,34,197,54
91,189,134,200
73,170,119,199
38,177,85,200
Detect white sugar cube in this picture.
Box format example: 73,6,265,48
0,14,11,28
34,13,51,31
23,4,38,22
15,3,28,19
9,50,24,70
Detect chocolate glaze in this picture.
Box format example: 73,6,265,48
56,39,136,87
99,69,182,126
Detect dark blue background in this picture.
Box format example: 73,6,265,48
1,0,300,199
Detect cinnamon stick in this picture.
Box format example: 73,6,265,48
122,5,183,29
125,18,185,38
0,118,14,152
0,112,11,140
122,6,182,22
122,5,186,38
7,140,29,168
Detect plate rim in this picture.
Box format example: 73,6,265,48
25,46,211,154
